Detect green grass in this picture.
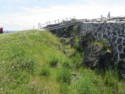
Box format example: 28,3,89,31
57,68,71,84
0,30,68,94
0,29,125,94
39,66,50,77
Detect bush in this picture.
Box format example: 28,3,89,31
39,67,50,76
57,68,71,84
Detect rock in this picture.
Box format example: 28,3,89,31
83,43,113,69
83,44,101,68
60,38,67,44
97,51,113,70
82,37,125,78
71,72,79,81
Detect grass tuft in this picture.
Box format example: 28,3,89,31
49,57,58,67
57,68,71,84
39,67,50,77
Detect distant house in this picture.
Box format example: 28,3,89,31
0,27,3,33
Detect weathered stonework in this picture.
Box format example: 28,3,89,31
81,21,125,63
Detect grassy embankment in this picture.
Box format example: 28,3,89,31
0,30,125,94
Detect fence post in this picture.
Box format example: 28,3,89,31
38,23,41,29
62,18,64,22
46,22,48,26
70,17,72,20
48,21,50,25
57,19,60,23
33,26,35,29
54,20,56,24
73,16,75,19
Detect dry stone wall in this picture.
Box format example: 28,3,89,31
81,20,125,63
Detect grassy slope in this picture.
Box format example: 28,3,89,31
0,30,125,94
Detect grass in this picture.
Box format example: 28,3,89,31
0,29,125,94
39,66,50,76
57,68,71,84
49,57,59,67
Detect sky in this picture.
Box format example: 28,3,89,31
0,0,125,30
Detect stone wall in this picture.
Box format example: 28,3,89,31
46,18,125,77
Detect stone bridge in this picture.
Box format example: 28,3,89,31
44,17,125,64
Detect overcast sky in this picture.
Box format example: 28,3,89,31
0,0,125,30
